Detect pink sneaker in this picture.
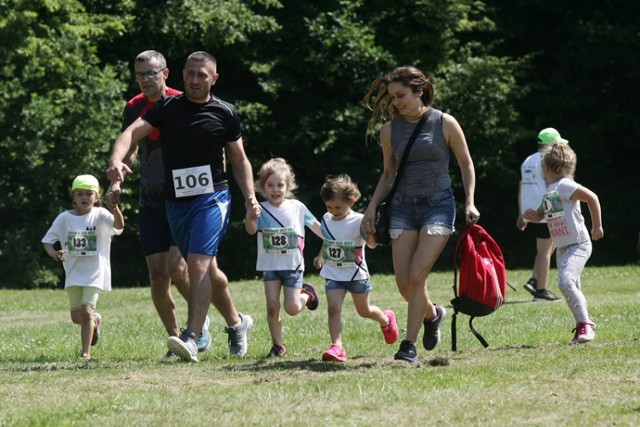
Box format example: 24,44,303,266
381,310,399,344
572,321,596,344
322,344,347,362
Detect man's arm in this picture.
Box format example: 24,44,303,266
106,117,154,184
225,137,260,214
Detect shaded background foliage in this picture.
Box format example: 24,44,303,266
0,0,637,289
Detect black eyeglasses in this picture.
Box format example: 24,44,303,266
134,68,165,81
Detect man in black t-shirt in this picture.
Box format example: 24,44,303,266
108,50,212,359
108,51,259,362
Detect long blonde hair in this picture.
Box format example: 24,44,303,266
363,66,434,138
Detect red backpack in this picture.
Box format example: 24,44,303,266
451,223,508,351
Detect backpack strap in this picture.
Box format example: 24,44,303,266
452,311,458,351
469,316,489,348
321,217,336,240
260,204,285,228
451,226,470,351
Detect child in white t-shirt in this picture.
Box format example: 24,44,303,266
42,175,124,361
313,174,398,362
524,143,603,344
245,158,323,357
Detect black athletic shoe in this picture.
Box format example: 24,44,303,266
422,305,446,351
533,288,561,302
394,340,418,363
523,278,537,296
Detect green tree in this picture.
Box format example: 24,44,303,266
0,0,131,288
0,0,540,288
486,0,640,265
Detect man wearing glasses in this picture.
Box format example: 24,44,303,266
108,51,258,362
108,50,211,360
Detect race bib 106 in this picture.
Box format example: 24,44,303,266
172,165,214,198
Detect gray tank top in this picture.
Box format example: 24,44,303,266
390,108,451,200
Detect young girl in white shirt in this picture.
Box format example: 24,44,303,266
245,158,323,357
524,143,603,344
42,175,124,360
313,174,398,362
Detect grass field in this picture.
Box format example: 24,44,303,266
0,266,638,426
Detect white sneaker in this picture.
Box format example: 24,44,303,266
168,330,198,362
572,321,596,344
225,314,253,357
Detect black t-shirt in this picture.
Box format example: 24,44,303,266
142,94,242,202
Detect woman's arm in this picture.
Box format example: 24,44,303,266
363,122,397,233
444,113,480,224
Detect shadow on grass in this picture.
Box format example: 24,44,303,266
226,354,455,373
229,357,379,373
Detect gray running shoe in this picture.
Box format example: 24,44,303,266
225,314,253,357
197,315,212,352
161,351,177,362
533,289,561,302
394,340,418,363
422,305,446,351
167,329,198,362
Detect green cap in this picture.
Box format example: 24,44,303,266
537,127,569,145
71,174,100,193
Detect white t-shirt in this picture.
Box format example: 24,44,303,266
42,207,123,290
520,151,547,223
542,178,590,248
319,210,369,282
254,199,317,272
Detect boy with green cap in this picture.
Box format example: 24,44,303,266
43,174,124,361
516,128,567,302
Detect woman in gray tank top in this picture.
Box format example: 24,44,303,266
363,66,480,363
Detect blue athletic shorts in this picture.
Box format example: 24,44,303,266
139,205,176,256
325,278,372,294
390,188,456,234
165,189,231,259
262,270,304,289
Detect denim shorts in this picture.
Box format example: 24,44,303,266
325,278,372,294
389,188,456,236
263,270,304,289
